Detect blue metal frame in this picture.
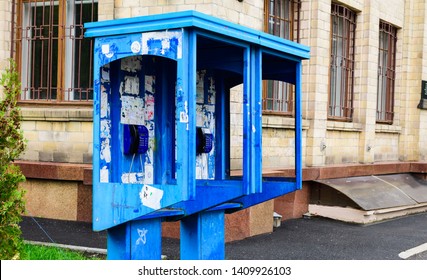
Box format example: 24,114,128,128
85,10,309,260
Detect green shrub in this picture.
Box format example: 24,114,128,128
0,60,27,260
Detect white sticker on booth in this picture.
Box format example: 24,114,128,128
121,172,144,184
100,166,109,183
131,41,141,54
100,138,111,163
139,185,163,210
120,95,145,125
124,76,140,95
100,91,109,118
144,165,154,184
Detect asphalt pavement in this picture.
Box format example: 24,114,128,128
20,212,427,260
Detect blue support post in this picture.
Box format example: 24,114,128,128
242,47,251,195
251,46,263,194
107,223,131,260
107,218,162,260
130,219,162,260
180,210,225,260
295,61,303,190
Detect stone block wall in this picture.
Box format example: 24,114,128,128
19,108,93,164
0,0,13,98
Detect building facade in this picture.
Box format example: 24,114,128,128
1,0,426,241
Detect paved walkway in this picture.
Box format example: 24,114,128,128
20,212,427,260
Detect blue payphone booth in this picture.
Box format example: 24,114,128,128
85,10,309,260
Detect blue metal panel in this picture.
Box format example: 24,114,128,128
214,75,230,180
91,54,102,188
155,58,177,185
107,218,162,260
295,62,303,190
130,219,162,260
180,210,225,260
85,11,310,60
175,30,193,201
250,46,263,194
242,47,251,195
106,223,131,260
93,183,183,231
232,180,297,211
171,180,244,216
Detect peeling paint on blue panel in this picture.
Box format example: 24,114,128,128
99,64,112,183
142,30,183,60
117,57,157,186
195,71,216,180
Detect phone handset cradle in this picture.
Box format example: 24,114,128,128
123,124,149,155
196,127,213,155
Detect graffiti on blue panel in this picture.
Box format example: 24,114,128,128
99,64,111,183
136,228,148,245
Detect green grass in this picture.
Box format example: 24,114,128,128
20,243,104,260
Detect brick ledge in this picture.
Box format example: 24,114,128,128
15,161,92,183
15,161,426,184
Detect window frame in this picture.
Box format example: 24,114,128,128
376,20,397,124
15,0,97,104
328,3,357,121
262,0,301,116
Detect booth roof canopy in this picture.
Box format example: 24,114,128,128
84,10,310,60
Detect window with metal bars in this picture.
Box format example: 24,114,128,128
376,21,397,124
329,3,356,121
263,0,300,115
15,0,97,103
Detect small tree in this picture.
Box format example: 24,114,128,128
0,60,26,260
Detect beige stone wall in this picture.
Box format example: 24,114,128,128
300,0,330,167
324,129,360,164
262,127,296,168
230,85,244,169
19,108,93,164
0,0,12,98
374,132,400,162
98,0,115,21
298,0,426,168
113,0,263,30
399,0,426,162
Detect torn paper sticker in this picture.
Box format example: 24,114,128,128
100,166,109,183
102,44,114,58
144,165,154,184
124,75,139,95
121,172,144,184
100,119,111,139
100,138,111,163
121,95,145,125
100,91,109,118
139,185,163,210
